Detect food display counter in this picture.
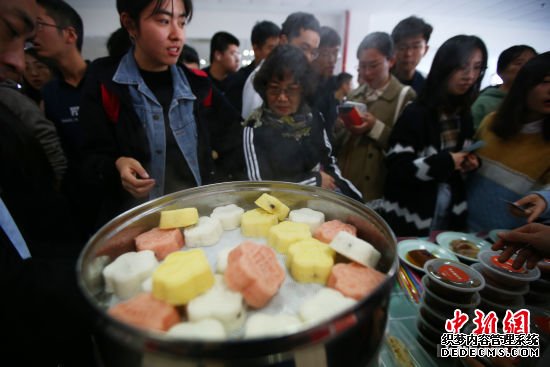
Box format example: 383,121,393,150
381,232,550,367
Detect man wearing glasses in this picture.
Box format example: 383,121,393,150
311,26,342,146
241,12,321,119
391,15,432,94
33,0,92,234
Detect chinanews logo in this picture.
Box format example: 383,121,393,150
438,309,540,359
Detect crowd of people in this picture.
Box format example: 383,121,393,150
0,0,549,365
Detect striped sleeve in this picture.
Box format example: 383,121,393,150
243,126,261,181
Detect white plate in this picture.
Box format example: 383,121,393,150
488,229,509,243
436,231,492,262
397,239,459,272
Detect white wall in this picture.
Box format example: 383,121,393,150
345,11,550,89
78,7,120,61
79,7,549,89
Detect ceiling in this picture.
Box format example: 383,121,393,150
68,0,550,29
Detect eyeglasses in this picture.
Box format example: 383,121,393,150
296,45,320,61
266,85,302,98
317,49,340,61
36,21,65,31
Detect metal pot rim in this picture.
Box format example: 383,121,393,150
76,181,399,357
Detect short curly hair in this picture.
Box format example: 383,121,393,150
253,44,317,102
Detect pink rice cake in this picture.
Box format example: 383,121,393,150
95,226,144,260
108,293,180,332
327,262,386,300
134,227,184,260
313,220,357,244
224,241,285,308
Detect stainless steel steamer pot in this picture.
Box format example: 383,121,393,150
77,181,398,367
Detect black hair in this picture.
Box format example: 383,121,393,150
319,26,341,48
37,0,84,52
419,35,488,116
492,51,550,141
116,0,194,25
253,44,317,102
251,21,281,47
209,31,240,63
179,44,200,65
356,32,394,59
496,45,537,75
391,16,433,45
280,12,320,41
106,27,132,59
335,72,353,89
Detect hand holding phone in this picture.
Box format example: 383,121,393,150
338,101,367,127
501,199,531,217
516,193,548,223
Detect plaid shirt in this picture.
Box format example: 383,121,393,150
440,113,460,151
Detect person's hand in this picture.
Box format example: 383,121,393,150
344,111,376,135
515,193,547,223
450,151,470,171
492,223,550,269
460,153,480,173
115,157,156,198
320,171,336,191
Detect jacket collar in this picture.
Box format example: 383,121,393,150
113,48,196,102
349,75,403,102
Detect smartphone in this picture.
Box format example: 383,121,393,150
338,101,367,126
501,199,530,217
337,105,354,114
341,101,367,113
462,140,486,153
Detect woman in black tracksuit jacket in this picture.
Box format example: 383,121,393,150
242,44,363,202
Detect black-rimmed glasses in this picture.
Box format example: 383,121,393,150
266,85,302,99
36,21,64,31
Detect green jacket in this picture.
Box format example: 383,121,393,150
471,86,506,130
336,76,416,201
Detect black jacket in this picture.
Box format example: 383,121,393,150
243,107,363,202
312,76,340,147
201,68,247,180
79,57,215,227
0,102,94,366
379,102,474,236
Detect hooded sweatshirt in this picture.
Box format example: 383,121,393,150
471,86,506,130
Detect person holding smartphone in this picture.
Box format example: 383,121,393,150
515,191,550,223
466,52,550,232
379,35,486,236
336,32,416,202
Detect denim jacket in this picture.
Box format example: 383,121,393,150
113,51,201,200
